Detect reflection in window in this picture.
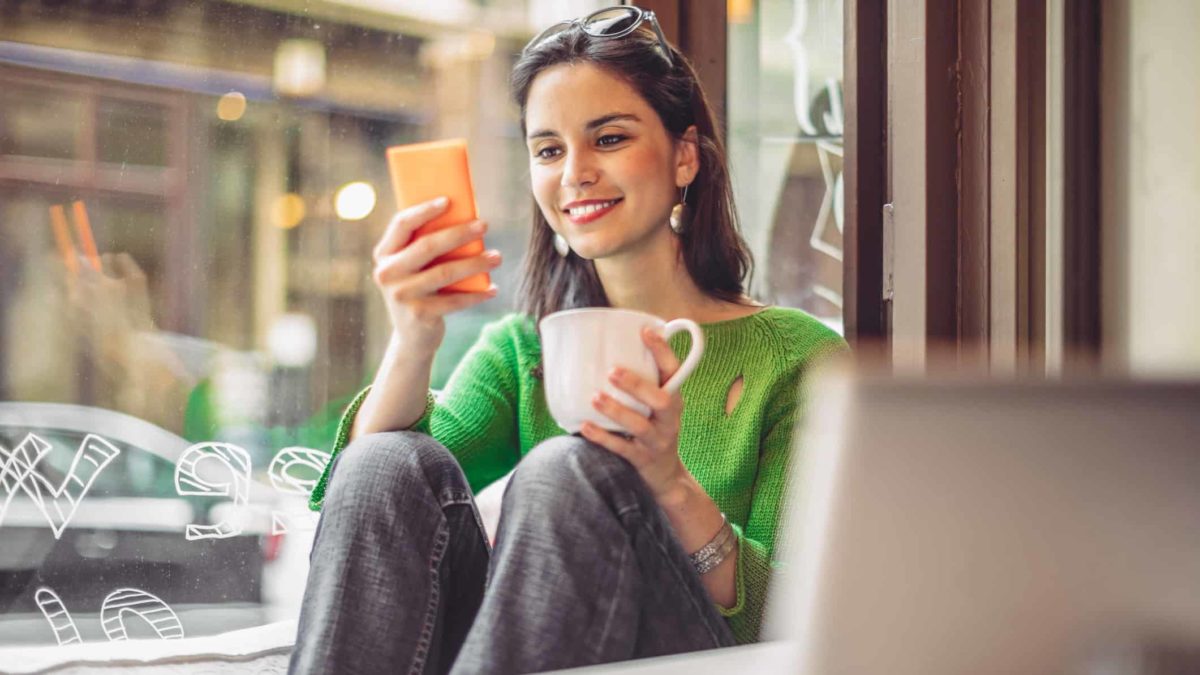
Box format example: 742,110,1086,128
97,98,170,167
0,83,83,160
0,0,608,649
729,0,845,334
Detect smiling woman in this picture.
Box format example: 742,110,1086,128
525,68,690,265
292,5,847,674
513,24,754,324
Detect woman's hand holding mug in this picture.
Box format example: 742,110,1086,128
580,325,694,502
539,308,706,503
371,197,501,353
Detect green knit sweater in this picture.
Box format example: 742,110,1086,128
309,306,846,645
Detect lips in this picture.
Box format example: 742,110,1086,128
563,198,622,225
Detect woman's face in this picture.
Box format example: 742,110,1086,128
524,62,695,261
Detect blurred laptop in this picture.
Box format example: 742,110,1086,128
563,372,1200,674
776,371,1200,675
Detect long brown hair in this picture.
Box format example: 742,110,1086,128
511,17,756,324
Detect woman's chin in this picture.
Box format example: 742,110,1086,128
570,246,600,261
564,236,612,260
572,241,627,261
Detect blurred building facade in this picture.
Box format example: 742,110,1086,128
0,0,547,432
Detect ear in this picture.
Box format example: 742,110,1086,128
674,125,700,187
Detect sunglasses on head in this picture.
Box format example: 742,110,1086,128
523,5,673,67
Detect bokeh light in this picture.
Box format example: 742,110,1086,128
271,193,307,229
728,0,754,24
216,92,246,121
274,39,326,97
267,313,318,368
334,182,376,221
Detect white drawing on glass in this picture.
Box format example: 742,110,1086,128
101,587,185,641
786,0,845,137
0,434,48,526
786,0,819,136
268,446,329,534
811,140,844,263
811,140,845,310
35,587,82,646
268,446,330,494
783,0,845,314
35,586,184,644
173,442,251,540
819,77,845,136
0,433,121,538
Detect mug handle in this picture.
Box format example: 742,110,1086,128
659,319,705,394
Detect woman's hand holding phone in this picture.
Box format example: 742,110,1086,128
371,197,501,353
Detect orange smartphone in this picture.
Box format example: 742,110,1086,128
386,138,490,294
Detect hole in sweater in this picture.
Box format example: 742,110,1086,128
725,375,744,416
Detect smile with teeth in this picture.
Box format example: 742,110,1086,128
566,199,620,218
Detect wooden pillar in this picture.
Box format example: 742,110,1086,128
635,0,727,136
887,0,1047,370
843,0,888,345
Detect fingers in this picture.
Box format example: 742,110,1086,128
579,423,643,466
108,253,155,330
607,366,675,415
373,197,450,262
412,287,498,316
393,220,488,274
108,253,147,283
369,199,497,332
375,249,501,298
591,391,656,438
98,253,116,275
641,327,682,386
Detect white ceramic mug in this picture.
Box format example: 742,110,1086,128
539,308,706,434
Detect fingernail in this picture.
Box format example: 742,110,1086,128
434,196,449,207
471,221,486,234
484,250,501,261
610,367,624,379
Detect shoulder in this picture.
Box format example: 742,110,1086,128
747,307,848,368
475,312,540,354
480,311,536,335
737,308,847,419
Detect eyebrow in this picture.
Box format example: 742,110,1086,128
527,113,642,141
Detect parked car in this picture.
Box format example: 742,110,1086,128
0,403,284,639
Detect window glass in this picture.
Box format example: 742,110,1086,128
0,0,606,653
728,0,845,334
97,97,170,167
0,82,83,160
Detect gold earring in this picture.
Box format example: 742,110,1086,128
669,184,689,234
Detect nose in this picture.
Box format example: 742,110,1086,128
560,147,599,190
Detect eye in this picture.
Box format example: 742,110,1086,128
597,134,628,147
534,145,562,160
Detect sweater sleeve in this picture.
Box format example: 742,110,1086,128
720,328,848,643
717,368,801,644
308,316,522,511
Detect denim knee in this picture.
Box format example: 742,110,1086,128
327,431,458,505
504,435,644,515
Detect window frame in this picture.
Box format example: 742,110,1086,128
639,0,887,346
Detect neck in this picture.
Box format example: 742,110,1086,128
593,230,726,322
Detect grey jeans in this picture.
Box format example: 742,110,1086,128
288,431,735,675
